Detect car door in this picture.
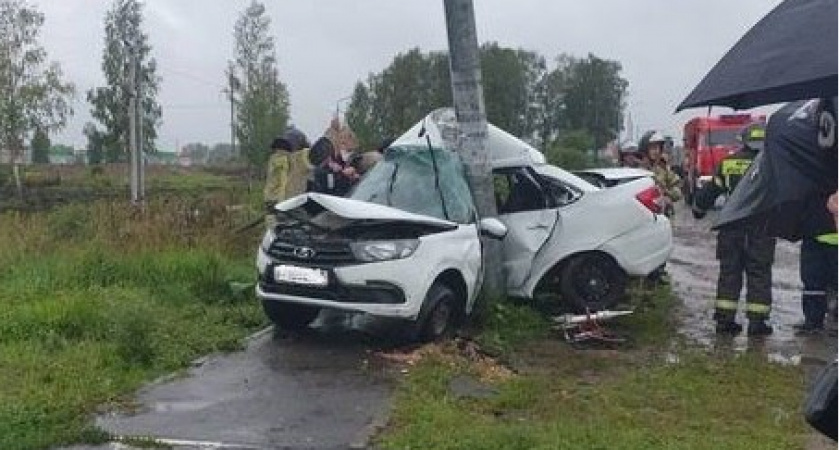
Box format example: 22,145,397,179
493,167,558,291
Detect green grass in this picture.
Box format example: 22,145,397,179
472,300,552,355
21,164,243,192
377,288,814,450
146,170,240,192
0,198,266,450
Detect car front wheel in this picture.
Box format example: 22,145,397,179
560,254,627,313
261,300,320,331
414,283,458,342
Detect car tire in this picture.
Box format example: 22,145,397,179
414,283,458,342
560,253,627,313
261,300,320,331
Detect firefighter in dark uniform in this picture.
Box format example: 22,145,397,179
692,123,775,336
795,228,838,334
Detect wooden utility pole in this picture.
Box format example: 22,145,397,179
443,0,504,294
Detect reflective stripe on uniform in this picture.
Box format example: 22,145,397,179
803,290,828,296
816,233,838,246
720,159,752,176
715,299,739,311
746,303,771,314
747,128,766,140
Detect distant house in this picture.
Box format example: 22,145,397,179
74,148,88,165
148,151,178,166
48,145,77,165
0,147,31,164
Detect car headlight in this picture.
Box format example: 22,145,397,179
350,239,420,262
260,228,276,252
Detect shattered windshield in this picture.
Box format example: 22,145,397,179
350,145,475,224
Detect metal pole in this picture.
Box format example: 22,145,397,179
612,91,622,167
335,95,352,121
443,0,504,294
591,62,599,164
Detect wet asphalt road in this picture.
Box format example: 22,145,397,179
65,317,399,450
62,203,837,450
668,204,837,365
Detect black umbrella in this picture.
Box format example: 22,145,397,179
676,0,837,111
713,99,838,241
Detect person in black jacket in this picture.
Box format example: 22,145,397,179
306,136,332,194
692,122,776,336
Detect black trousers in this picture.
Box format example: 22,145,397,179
714,225,776,321
800,237,838,326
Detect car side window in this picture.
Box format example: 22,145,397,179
540,175,582,207
493,168,548,214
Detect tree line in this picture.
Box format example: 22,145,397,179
0,0,628,174
346,44,628,165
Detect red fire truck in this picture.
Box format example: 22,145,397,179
681,113,766,203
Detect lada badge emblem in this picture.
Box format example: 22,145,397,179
294,246,316,259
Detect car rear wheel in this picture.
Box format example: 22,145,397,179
261,300,320,331
414,283,458,342
560,253,627,313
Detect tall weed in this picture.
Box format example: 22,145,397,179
0,195,265,449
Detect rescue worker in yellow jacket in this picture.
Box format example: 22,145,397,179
264,127,310,213
692,122,775,336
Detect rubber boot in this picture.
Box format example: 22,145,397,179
715,320,743,335
747,320,773,337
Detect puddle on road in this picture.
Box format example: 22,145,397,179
667,206,837,367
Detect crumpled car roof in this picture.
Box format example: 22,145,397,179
392,107,545,169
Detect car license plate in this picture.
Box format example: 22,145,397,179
274,265,329,287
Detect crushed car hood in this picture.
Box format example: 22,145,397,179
274,192,459,231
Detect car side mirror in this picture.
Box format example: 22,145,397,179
479,217,508,240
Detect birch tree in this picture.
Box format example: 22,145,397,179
0,0,73,193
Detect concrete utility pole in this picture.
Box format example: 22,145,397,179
137,58,145,201
228,72,237,157
128,45,140,204
443,0,504,294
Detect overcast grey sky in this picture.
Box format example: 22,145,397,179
31,0,783,151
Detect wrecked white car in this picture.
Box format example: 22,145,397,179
256,109,672,339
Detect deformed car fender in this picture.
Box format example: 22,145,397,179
521,248,623,299
412,226,482,314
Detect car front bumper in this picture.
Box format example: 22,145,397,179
255,247,427,319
